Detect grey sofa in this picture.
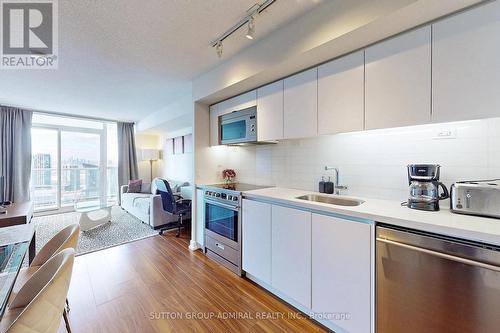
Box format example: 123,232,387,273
120,178,192,229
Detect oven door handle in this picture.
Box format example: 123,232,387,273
205,199,240,211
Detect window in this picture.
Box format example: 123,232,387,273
31,114,118,212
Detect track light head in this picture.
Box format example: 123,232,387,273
246,16,255,40
216,41,223,58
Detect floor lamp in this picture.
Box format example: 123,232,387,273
140,149,159,182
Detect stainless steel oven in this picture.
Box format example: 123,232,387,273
204,188,242,275
203,183,271,276
205,197,240,249
219,106,257,145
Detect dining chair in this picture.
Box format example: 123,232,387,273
11,223,80,318
0,248,75,333
12,223,79,289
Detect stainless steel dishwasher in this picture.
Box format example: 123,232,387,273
376,225,500,333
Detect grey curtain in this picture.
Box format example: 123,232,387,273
117,122,139,189
0,106,33,202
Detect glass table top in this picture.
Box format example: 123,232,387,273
74,200,114,213
0,242,29,319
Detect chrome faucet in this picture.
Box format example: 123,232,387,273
324,166,348,195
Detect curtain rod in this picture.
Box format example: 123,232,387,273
0,103,134,124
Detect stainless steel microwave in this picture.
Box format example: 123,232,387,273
219,106,257,145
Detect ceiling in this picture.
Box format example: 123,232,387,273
0,0,322,122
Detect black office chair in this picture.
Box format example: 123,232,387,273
155,178,192,237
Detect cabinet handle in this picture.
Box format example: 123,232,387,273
215,242,225,250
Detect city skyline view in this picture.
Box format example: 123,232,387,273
30,117,119,211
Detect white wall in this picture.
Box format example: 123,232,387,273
135,133,161,183
136,128,195,185
158,128,194,184
204,118,500,203
136,88,193,133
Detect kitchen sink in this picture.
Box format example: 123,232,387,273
295,194,364,206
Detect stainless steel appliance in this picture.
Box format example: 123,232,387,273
219,106,257,145
407,164,449,211
203,183,270,275
451,179,500,218
377,225,500,333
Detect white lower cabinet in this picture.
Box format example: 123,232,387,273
271,205,312,309
242,199,272,284
241,200,374,331
312,214,372,333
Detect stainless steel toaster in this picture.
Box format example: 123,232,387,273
450,180,500,219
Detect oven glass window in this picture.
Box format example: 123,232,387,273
205,202,238,241
221,120,246,141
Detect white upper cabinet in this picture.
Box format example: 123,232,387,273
219,90,257,115
271,205,311,309
433,1,500,123
365,26,432,130
283,68,318,139
318,51,365,135
257,80,284,141
209,104,220,146
242,199,272,284
312,214,373,333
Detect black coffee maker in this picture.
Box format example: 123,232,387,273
407,164,449,211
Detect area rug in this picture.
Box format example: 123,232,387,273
32,206,158,256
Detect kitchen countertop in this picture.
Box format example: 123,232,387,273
243,187,500,246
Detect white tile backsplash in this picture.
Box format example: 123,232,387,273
210,118,500,201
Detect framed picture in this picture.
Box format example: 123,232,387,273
174,136,184,155
183,134,193,153
165,138,174,155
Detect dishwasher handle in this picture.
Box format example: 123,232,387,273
377,237,500,272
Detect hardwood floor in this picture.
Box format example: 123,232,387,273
60,230,329,333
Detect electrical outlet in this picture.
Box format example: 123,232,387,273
433,129,457,140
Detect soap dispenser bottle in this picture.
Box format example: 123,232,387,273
319,177,326,193
325,177,334,194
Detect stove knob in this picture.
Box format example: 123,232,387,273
232,197,238,202
205,191,211,196
221,193,227,199
215,193,221,198
227,195,233,201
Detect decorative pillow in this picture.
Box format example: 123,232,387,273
127,179,142,193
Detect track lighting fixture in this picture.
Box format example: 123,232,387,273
211,0,276,58
246,16,255,40
216,41,223,58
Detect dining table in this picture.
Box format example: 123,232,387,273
0,224,35,321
